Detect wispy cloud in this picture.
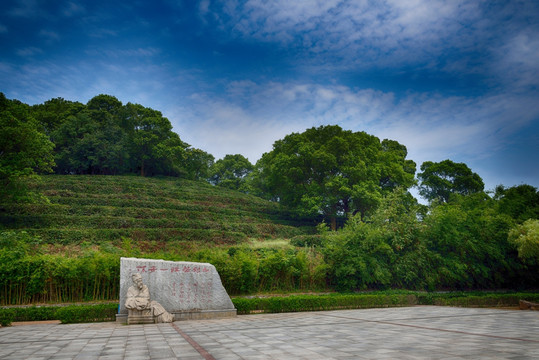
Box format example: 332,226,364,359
7,0,41,18
212,0,482,68
87,28,119,38
39,29,60,42
63,1,86,17
16,47,43,57
85,47,162,58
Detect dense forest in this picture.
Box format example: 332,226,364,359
1,92,538,304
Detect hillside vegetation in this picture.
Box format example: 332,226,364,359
1,175,315,246
1,175,326,305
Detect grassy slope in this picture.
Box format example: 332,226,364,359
0,175,316,251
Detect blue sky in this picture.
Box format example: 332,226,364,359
1,0,538,192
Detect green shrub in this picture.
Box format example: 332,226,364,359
13,306,58,321
56,304,118,324
232,294,415,314
0,308,16,326
290,235,323,247
428,293,539,307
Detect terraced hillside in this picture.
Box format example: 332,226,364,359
0,176,328,304
1,175,317,247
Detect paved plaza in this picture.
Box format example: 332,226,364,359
1,306,538,359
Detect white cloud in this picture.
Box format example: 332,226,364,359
213,0,482,68
167,98,302,162
494,31,539,91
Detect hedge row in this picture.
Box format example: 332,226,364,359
232,294,417,314
55,304,118,324
0,304,118,326
2,293,538,326
426,293,539,307
232,292,539,314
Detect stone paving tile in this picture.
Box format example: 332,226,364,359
1,307,538,359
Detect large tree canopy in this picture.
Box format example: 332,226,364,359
417,159,484,203
254,125,416,228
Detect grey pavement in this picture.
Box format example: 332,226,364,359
1,306,538,359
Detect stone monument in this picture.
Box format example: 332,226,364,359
117,257,236,324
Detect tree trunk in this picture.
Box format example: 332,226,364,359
330,216,337,231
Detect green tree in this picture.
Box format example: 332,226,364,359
0,93,55,202
322,188,429,290
508,219,539,264
418,159,484,203
151,132,189,177
184,148,215,181
125,103,177,176
209,154,254,191
367,188,429,289
52,111,128,175
30,97,84,135
255,125,416,229
495,184,539,223
87,94,123,115
322,214,394,290
422,194,515,289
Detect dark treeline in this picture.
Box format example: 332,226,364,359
12,93,214,179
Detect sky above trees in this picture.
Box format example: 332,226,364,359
1,0,538,191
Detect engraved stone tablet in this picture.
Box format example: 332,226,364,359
119,257,235,317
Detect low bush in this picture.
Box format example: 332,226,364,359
0,308,16,326
13,306,58,321
55,304,118,324
428,293,539,307
290,235,323,247
233,292,539,314
233,293,416,314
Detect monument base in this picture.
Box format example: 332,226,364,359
173,309,237,321
116,314,128,324
127,309,155,325
116,309,237,324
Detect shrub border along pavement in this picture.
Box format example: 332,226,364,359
0,303,118,326
1,292,538,326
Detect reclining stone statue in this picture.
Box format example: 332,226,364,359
125,273,175,323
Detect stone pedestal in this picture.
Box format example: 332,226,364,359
116,309,238,324
127,309,154,325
